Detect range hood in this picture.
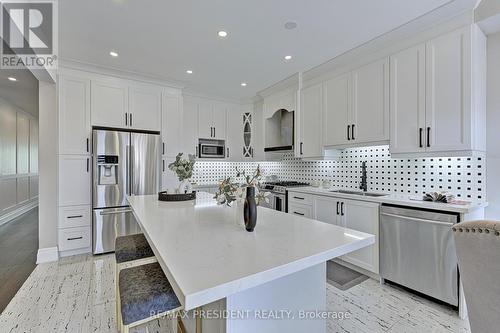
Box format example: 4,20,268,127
264,109,294,152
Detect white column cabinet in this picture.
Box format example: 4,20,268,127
58,155,91,207
58,75,91,155
91,80,129,128
298,83,323,158
128,86,162,132
390,44,426,154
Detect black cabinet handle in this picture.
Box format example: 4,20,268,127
162,160,165,172
226,148,229,158
130,113,133,127
67,215,83,219
294,212,305,216
293,196,304,200
125,113,128,126
86,158,89,172
340,202,344,216
214,127,216,138
336,202,340,215
86,138,89,152
419,128,423,148
351,124,355,140
300,142,303,155
195,146,199,157
251,147,254,158
67,237,83,241
426,127,431,147
347,125,351,140
162,142,165,155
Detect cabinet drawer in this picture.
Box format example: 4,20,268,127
288,203,313,219
288,192,313,205
58,226,91,251
58,205,91,228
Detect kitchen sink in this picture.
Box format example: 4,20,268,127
330,190,387,197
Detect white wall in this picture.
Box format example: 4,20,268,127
0,97,39,225
38,82,58,249
486,32,500,219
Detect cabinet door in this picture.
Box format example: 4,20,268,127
58,76,91,155
426,28,471,152
342,199,379,274
213,104,227,140
299,83,323,158
162,92,183,157
390,44,426,154
226,109,244,161
91,80,128,128
323,74,350,146
351,58,389,144
198,101,213,139
314,196,338,225
58,155,91,206
129,86,162,131
182,97,199,156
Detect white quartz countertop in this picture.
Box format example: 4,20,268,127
127,192,374,310
288,187,487,214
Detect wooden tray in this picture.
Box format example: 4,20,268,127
158,191,196,201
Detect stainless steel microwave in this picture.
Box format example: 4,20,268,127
198,139,226,158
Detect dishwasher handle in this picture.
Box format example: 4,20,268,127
380,212,455,227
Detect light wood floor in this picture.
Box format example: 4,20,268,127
0,253,470,333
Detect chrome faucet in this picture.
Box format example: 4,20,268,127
359,161,368,192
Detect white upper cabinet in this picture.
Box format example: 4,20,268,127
58,75,91,155
351,58,389,144
299,83,323,158
390,44,426,154
91,80,128,129
128,85,162,131
323,73,351,146
212,104,227,140
425,27,470,152
197,101,213,139
162,91,183,158
390,25,486,156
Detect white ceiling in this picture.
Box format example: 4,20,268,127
0,68,38,117
59,0,476,101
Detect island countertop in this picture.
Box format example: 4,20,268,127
127,192,374,311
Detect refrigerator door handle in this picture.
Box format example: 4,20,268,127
99,209,133,216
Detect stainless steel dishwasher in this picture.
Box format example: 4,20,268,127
380,205,459,306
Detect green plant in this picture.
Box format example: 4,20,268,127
168,153,196,181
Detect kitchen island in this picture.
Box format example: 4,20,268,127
127,192,374,333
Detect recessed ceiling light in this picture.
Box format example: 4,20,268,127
8,77,17,81
217,31,228,38
284,55,292,60
109,51,119,57
241,82,247,87
284,21,297,30
186,70,193,74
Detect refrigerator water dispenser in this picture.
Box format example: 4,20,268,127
97,155,119,185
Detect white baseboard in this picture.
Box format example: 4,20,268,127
37,246,59,264
0,200,38,227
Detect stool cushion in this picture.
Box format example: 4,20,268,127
119,262,181,326
115,233,155,264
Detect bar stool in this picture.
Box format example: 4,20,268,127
118,262,183,333
115,233,157,328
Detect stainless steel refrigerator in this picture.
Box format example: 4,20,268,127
92,129,160,254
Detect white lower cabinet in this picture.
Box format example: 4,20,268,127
288,192,380,275
58,205,91,229
58,226,91,252
58,155,91,207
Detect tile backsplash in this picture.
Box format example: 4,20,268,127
192,146,486,202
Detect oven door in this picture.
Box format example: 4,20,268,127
199,144,225,158
274,193,286,212
259,191,275,210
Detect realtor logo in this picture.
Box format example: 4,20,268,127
1,0,57,69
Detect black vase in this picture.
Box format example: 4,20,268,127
244,186,257,232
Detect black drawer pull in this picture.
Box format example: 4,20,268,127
340,202,345,216
67,237,83,241
427,127,431,147
294,212,305,216
67,215,83,219
351,124,355,140
347,125,351,140
86,138,89,152
336,201,340,215
419,128,423,148
293,196,305,200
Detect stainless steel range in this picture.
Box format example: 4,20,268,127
260,181,309,212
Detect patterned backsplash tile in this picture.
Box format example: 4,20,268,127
191,145,486,202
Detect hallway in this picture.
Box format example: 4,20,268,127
0,208,38,312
